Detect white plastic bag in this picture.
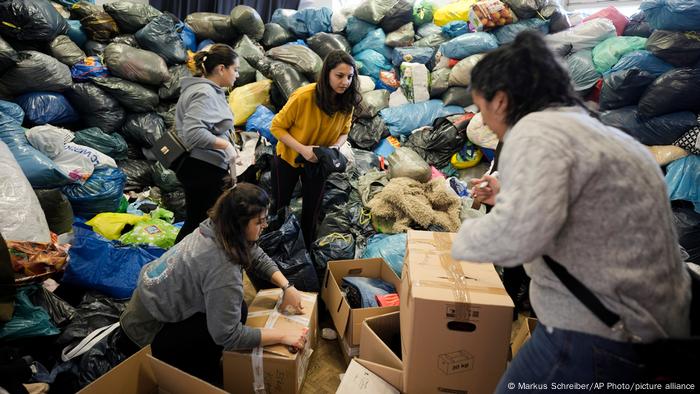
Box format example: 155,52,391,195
545,18,616,53
389,88,409,107
448,54,485,87
400,62,430,103
64,142,117,168
466,112,499,149
26,127,94,183
359,75,376,93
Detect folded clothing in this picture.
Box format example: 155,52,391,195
376,293,400,307
341,276,396,308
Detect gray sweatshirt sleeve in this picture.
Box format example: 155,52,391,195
204,283,261,350
250,245,280,281
180,91,218,150
451,117,573,267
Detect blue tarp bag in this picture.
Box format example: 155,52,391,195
494,18,549,44
361,233,407,276
62,167,127,219
298,7,332,36
352,28,393,60
63,223,164,299
17,92,79,125
70,57,109,82
607,50,674,77
355,49,394,80
380,100,464,136
391,46,435,67
178,22,197,52
346,17,376,45
442,21,469,38
640,0,700,31
439,32,498,60
246,105,276,145
666,155,700,213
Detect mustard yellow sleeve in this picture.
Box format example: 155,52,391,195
342,109,353,135
270,93,299,141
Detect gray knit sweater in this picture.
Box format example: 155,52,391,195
452,106,690,342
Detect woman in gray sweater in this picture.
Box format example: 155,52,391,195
118,183,307,385
453,32,690,390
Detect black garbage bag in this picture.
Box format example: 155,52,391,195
28,286,76,327
34,188,74,235
117,159,154,191
157,102,176,130
322,172,353,212
159,65,191,101
81,11,120,42
504,0,540,19
0,36,18,74
135,13,187,65
270,60,309,101
234,35,265,68
381,0,413,33
120,112,165,148
646,30,700,67
349,116,389,150
65,82,126,134
260,23,295,49
352,148,382,174
441,87,473,107
318,198,375,239
307,32,352,60
540,4,570,34
75,329,127,388
185,12,238,43
357,90,390,118
162,188,186,222
70,1,103,20
599,69,657,111
126,143,146,160
0,0,68,42
354,0,399,24
104,43,170,86
267,43,323,79
403,113,469,168
73,127,128,160
624,11,652,38
50,35,86,67
414,33,450,49
600,106,697,145
311,232,355,281
56,293,126,347
254,214,320,292
111,34,139,47
84,40,107,57
103,1,161,34
638,68,700,118
152,161,182,193
255,142,275,172
673,202,700,265
234,57,256,87
230,5,264,41
0,51,72,95
91,76,159,113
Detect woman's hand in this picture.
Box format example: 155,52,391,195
278,327,309,350
470,174,500,206
299,145,319,163
280,286,304,315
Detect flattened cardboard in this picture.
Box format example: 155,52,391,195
223,289,318,394
511,317,537,359
337,359,400,394
399,230,514,394
321,258,401,346
79,346,227,394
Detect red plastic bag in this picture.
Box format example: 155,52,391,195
583,6,628,36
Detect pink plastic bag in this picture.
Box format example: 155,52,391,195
583,6,628,36
431,166,445,180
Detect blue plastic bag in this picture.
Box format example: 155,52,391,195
346,16,376,45
391,46,435,67
71,57,109,82
600,106,697,145
352,28,393,60
0,99,24,123
0,108,73,188
442,21,469,38
607,50,674,77
355,49,394,80
373,137,397,158
178,23,197,52
439,32,498,60
380,100,464,136
494,18,549,45
66,19,88,48
246,105,277,145
566,50,600,91
666,155,700,213
298,7,332,36
0,286,59,341
63,223,163,299
17,92,79,125
272,9,308,37
196,39,215,52
361,233,407,276
641,0,700,31
62,166,127,219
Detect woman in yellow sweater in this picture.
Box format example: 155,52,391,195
270,50,359,249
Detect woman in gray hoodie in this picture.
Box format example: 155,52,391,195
118,183,307,385
174,44,240,243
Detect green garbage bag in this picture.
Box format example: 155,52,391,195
119,215,179,249
72,127,128,160
0,286,60,340
413,0,434,26
592,36,647,74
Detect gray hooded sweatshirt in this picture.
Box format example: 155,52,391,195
175,77,235,170
120,219,280,350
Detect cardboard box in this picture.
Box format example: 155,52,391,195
357,312,404,392
79,346,227,394
337,359,399,394
223,288,318,394
398,230,514,394
511,317,537,359
321,258,401,346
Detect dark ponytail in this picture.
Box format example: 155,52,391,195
193,43,238,77
470,31,589,126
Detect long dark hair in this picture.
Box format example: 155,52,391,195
470,31,589,126
208,183,269,269
315,50,361,116
193,43,238,77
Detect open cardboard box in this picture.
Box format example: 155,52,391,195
79,346,227,394
357,312,404,392
222,288,317,394
321,258,401,347
511,317,538,359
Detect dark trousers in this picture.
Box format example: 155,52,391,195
175,156,228,244
271,155,326,249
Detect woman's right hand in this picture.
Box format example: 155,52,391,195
279,327,309,350
299,145,319,163
470,174,500,206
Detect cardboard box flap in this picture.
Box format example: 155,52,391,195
148,354,228,394
321,263,352,338
355,359,403,392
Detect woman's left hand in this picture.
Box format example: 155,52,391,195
280,286,304,315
